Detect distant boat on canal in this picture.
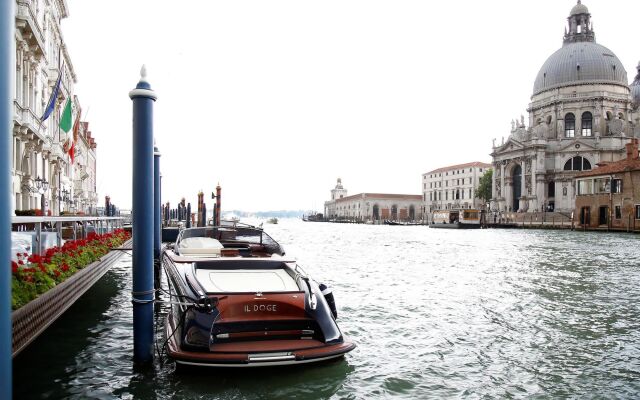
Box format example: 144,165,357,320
302,212,324,222
430,209,482,229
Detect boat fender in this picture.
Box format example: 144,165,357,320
319,283,337,319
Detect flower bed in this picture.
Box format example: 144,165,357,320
11,229,131,310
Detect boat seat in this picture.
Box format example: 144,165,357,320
179,237,224,257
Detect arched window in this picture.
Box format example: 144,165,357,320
565,113,575,137
581,112,592,136
563,156,592,171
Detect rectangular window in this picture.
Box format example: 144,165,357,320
582,121,592,136
577,179,594,195
593,178,608,194
462,190,464,199
635,205,640,219
612,179,623,193
469,188,472,198
615,205,621,219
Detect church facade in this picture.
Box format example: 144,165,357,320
491,1,640,214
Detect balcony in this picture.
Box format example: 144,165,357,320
14,101,47,143
50,141,65,161
15,1,46,57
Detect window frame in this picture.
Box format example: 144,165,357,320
565,113,576,137
581,112,593,136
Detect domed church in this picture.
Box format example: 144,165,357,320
490,1,640,214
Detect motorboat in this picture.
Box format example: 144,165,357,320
429,209,483,229
161,224,355,367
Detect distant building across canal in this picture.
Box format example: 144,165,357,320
324,178,423,222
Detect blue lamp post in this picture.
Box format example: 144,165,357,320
1,1,15,397
129,66,157,364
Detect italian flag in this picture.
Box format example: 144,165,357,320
59,98,80,164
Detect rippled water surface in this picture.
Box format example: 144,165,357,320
13,220,640,399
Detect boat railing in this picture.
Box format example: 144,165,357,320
11,216,125,255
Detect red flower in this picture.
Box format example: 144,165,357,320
23,252,28,257
38,264,47,273
61,264,69,272
53,270,61,278
18,260,24,265
11,261,18,274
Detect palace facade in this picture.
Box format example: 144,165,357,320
324,179,423,221
13,0,98,215
490,1,640,214
422,161,491,213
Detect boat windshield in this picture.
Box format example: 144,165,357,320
177,227,284,255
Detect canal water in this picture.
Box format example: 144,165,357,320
13,220,640,399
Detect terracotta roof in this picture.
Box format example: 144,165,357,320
575,158,640,177
424,161,492,175
336,193,422,202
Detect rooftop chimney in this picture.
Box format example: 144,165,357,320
626,138,639,160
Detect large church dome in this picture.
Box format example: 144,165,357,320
533,42,628,95
532,1,628,96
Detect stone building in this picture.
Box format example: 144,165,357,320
12,0,98,215
490,1,640,214
574,138,640,230
72,121,98,214
324,179,423,221
422,161,491,214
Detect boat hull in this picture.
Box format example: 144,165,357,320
165,314,356,367
429,223,480,229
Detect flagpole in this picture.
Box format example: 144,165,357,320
1,1,15,398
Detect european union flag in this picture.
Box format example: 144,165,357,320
40,71,62,122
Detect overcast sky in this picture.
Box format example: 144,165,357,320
62,0,640,212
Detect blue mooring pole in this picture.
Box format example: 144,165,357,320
153,143,161,260
129,66,157,364
0,1,15,397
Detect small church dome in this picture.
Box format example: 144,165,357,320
570,0,589,16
